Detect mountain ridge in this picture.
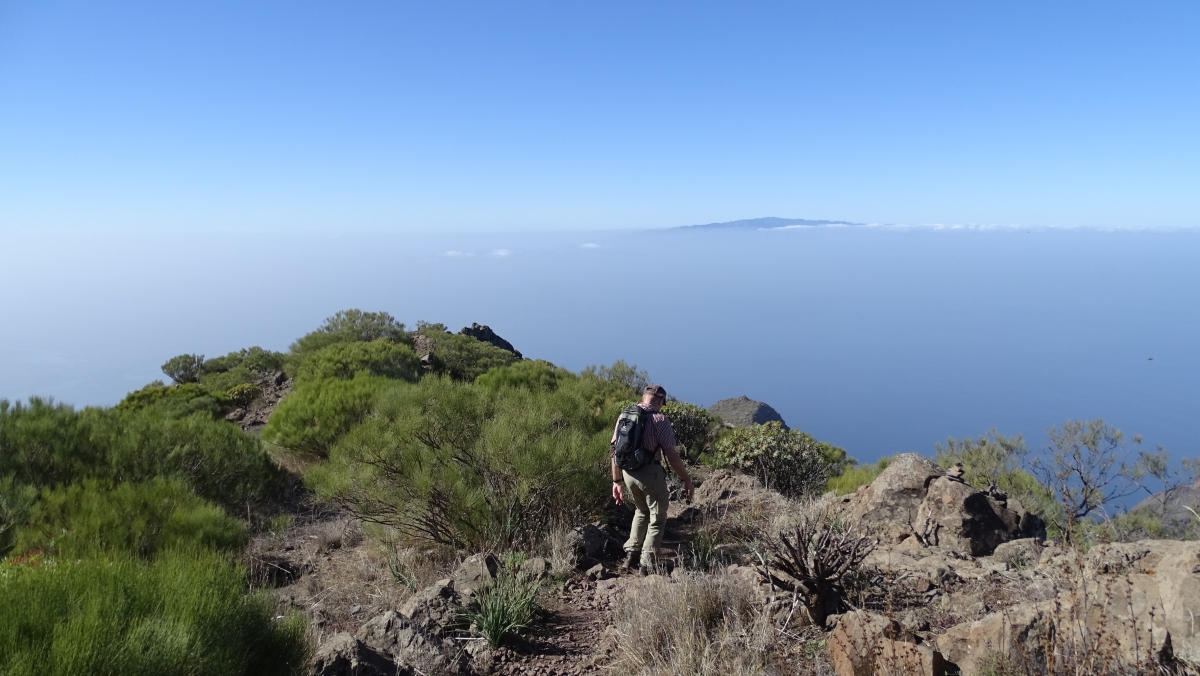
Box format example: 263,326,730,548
677,216,861,230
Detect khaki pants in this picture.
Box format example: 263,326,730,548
622,463,668,567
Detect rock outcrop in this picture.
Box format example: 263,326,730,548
843,453,1042,556
459,323,522,358
706,395,788,429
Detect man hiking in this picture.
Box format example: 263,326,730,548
610,384,694,574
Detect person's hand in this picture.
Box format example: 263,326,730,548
612,481,624,505
684,480,694,504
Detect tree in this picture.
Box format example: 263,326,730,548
1030,419,1141,541
1130,446,1200,521
161,354,205,384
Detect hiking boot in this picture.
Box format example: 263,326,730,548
620,550,640,571
638,564,655,577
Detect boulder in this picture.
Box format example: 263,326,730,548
844,454,945,545
706,395,787,429
692,469,790,514
874,640,946,676
829,610,945,676
916,477,1019,556
312,633,397,676
459,323,522,358
356,611,465,675
990,538,1044,570
567,524,614,562
1084,541,1200,665
936,601,1054,675
937,572,1175,673
519,556,550,581
398,579,462,637
450,553,498,596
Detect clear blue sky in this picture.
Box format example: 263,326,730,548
2,1,1198,232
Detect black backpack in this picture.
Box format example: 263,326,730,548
611,404,655,472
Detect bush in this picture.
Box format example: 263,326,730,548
295,339,421,383
15,479,246,560
116,382,231,419
581,359,648,395
417,327,520,382
661,401,720,460
93,409,283,510
290,309,411,360
476,360,571,393
202,347,286,376
307,375,617,551
200,366,257,392
262,376,400,459
0,400,282,511
0,477,36,556
0,551,309,676
227,383,262,409
713,421,831,498
161,354,205,385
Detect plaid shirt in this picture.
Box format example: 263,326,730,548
612,403,677,465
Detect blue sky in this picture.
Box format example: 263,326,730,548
2,1,1198,232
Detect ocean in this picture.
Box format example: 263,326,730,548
3,225,1197,467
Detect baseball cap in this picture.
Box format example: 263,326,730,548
643,384,667,398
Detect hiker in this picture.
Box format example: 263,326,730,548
610,384,694,573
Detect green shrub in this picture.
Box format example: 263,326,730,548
290,309,411,360
417,327,520,382
465,571,541,648
93,409,282,510
827,457,891,495
476,360,571,393
581,359,648,395
661,401,721,460
227,383,262,409
116,382,231,419
1,399,282,511
713,421,830,498
200,366,257,392
308,375,616,551
15,479,246,560
0,551,309,676
161,354,206,385
295,339,421,383
262,376,399,459
203,347,286,376
0,477,36,556
0,399,103,490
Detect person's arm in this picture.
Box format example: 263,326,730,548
611,456,625,505
661,445,694,503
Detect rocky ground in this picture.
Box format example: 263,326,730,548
238,365,1199,675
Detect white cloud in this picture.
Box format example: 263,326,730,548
490,249,512,257
581,242,601,249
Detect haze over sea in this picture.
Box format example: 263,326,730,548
4,223,1196,466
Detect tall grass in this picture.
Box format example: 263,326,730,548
611,572,773,676
464,570,542,648
0,551,308,676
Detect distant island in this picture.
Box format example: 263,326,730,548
677,216,862,230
